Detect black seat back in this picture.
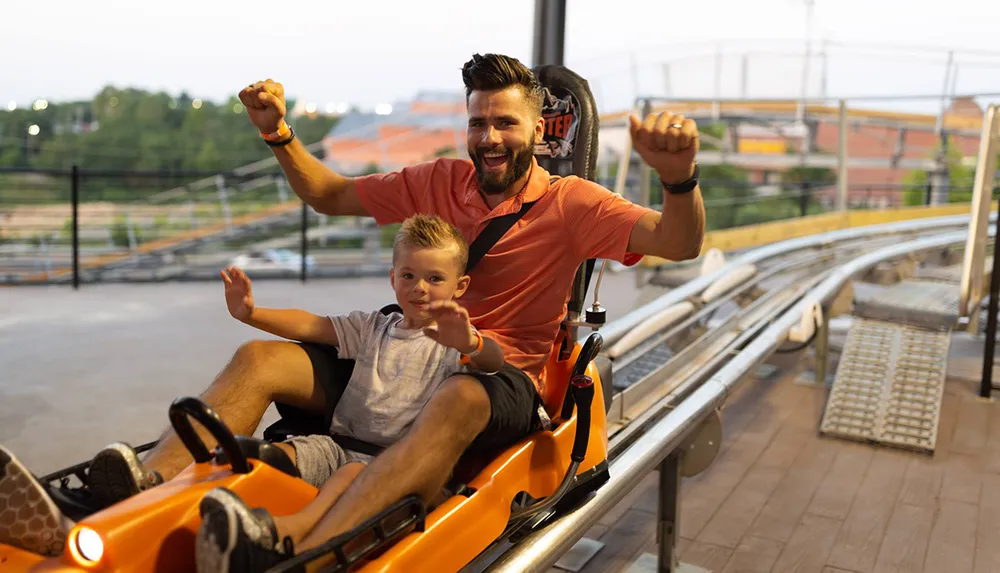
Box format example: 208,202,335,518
531,65,602,324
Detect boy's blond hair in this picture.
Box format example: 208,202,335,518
392,215,469,273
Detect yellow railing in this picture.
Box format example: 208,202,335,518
641,203,976,267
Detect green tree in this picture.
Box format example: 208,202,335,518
901,141,981,206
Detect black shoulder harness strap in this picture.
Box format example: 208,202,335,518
463,177,556,274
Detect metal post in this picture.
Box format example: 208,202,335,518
815,306,830,385
41,235,52,279
71,164,80,289
836,100,848,211
544,0,566,67
657,453,681,572
799,0,815,122
300,202,308,283
126,211,138,261
931,162,950,206
276,175,289,203
532,0,565,67
216,174,233,235
531,0,546,68
981,199,1000,398
935,51,954,137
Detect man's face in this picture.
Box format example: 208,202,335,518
466,87,544,196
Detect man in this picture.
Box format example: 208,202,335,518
85,53,705,550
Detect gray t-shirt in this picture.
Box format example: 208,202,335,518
327,310,466,447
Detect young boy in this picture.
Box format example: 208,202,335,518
194,214,504,572
218,213,504,487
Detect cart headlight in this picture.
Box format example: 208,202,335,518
74,527,104,563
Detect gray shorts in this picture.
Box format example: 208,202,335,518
284,434,372,488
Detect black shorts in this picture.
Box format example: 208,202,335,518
293,342,542,456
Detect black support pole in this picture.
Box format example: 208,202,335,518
532,0,566,67
980,196,1000,399
71,164,80,289
532,0,547,67
300,202,308,283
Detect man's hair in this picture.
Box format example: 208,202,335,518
461,53,544,117
393,214,469,273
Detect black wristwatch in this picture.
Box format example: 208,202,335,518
265,127,296,148
661,163,699,195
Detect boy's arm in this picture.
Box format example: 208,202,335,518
243,308,339,346
462,332,505,374
423,301,505,374
221,267,339,346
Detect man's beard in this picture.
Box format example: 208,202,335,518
469,143,534,196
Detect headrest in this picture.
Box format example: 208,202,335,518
531,65,600,182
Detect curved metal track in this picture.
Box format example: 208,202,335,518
463,214,983,573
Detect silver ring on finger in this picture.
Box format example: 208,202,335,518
670,123,683,129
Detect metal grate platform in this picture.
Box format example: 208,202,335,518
614,343,676,389
853,279,960,331
820,318,951,453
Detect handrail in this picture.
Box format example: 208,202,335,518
597,212,988,350
489,227,987,572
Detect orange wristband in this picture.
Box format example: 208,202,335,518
260,121,291,142
459,330,484,365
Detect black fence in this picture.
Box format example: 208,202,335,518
0,165,399,287
0,166,983,287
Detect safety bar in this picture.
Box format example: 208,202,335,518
488,227,983,572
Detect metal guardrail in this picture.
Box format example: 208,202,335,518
488,226,988,572
599,212,987,350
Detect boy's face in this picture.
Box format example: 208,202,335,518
390,244,470,324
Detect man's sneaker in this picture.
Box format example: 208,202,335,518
0,445,73,556
87,442,164,506
195,487,297,573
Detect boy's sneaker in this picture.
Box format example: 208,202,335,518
195,487,297,573
0,445,73,556
87,442,164,505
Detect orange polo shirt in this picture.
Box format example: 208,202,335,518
354,157,654,396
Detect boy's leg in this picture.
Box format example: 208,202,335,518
89,340,344,505
0,445,74,557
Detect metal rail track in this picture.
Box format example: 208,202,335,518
463,215,982,573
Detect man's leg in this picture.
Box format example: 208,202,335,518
0,445,73,557
272,462,366,544
89,340,333,504
192,464,365,573
192,365,538,573
298,374,491,550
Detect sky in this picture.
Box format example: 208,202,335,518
4,0,1000,115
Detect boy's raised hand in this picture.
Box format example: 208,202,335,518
422,300,477,354
221,267,255,323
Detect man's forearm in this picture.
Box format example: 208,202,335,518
270,136,351,214
659,186,706,261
